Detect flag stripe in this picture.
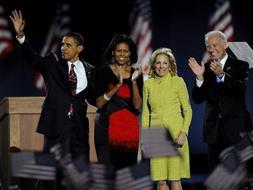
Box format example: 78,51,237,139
115,161,153,190
0,18,8,26
209,1,230,25
13,173,55,181
212,14,232,31
11,152,56,180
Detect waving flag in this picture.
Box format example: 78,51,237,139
141,127,179,158
115,161,153,190
129,0,152,75
0,5,13,61
11,151,56,181
34,3,71,93
202,0,233,64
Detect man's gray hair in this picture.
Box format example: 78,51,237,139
205,31,227,46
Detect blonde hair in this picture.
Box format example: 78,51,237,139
150,47,177,76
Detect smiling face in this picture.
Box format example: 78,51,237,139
206,33,227,61
61,36,83,63
113,42,131,65
153,54,171,77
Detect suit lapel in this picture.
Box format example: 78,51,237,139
223,57,233,78
75,59,91,96
82,59,91,87
82,59,91,80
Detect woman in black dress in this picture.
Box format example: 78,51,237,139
94,34,143,169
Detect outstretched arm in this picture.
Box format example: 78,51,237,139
10,10,25,38
10,9,51,72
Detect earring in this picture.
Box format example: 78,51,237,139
128,59,131,65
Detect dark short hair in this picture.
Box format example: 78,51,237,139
104,34,138,65
65,32,85,46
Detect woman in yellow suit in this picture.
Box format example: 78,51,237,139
142,48,192,190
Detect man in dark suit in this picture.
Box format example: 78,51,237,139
188,30,252,172
10,10,95,161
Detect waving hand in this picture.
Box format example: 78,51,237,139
9,10,25,37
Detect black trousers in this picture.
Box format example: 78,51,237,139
42,118,89,190
43,117,89,160
207,119,231,173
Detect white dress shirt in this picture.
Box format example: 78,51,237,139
16,35,25,44
67,60,87,94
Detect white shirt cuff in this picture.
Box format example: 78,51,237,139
16,35,25,44
196,78,204,87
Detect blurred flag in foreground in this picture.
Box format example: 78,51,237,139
141,127,180,158
11,151,56,181
115,160,153,190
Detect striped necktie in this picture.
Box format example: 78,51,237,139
68,64,77,96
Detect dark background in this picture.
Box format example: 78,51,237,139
1,0,253,163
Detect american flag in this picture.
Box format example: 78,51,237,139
202,0,234,64
11,152,56,181
141,127,180,158
129,0,152,75
115,161,153,190
34,3,71,93
0,5,13,61
89,164,115,190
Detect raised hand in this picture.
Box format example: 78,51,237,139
188,57,205,80
9,10,25,37
131,69,141,81
131,63,141,81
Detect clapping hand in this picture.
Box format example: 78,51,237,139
9,9,25,37
188,57,205,80
131,63,142,81
117,66,123,87
210,60,224,77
